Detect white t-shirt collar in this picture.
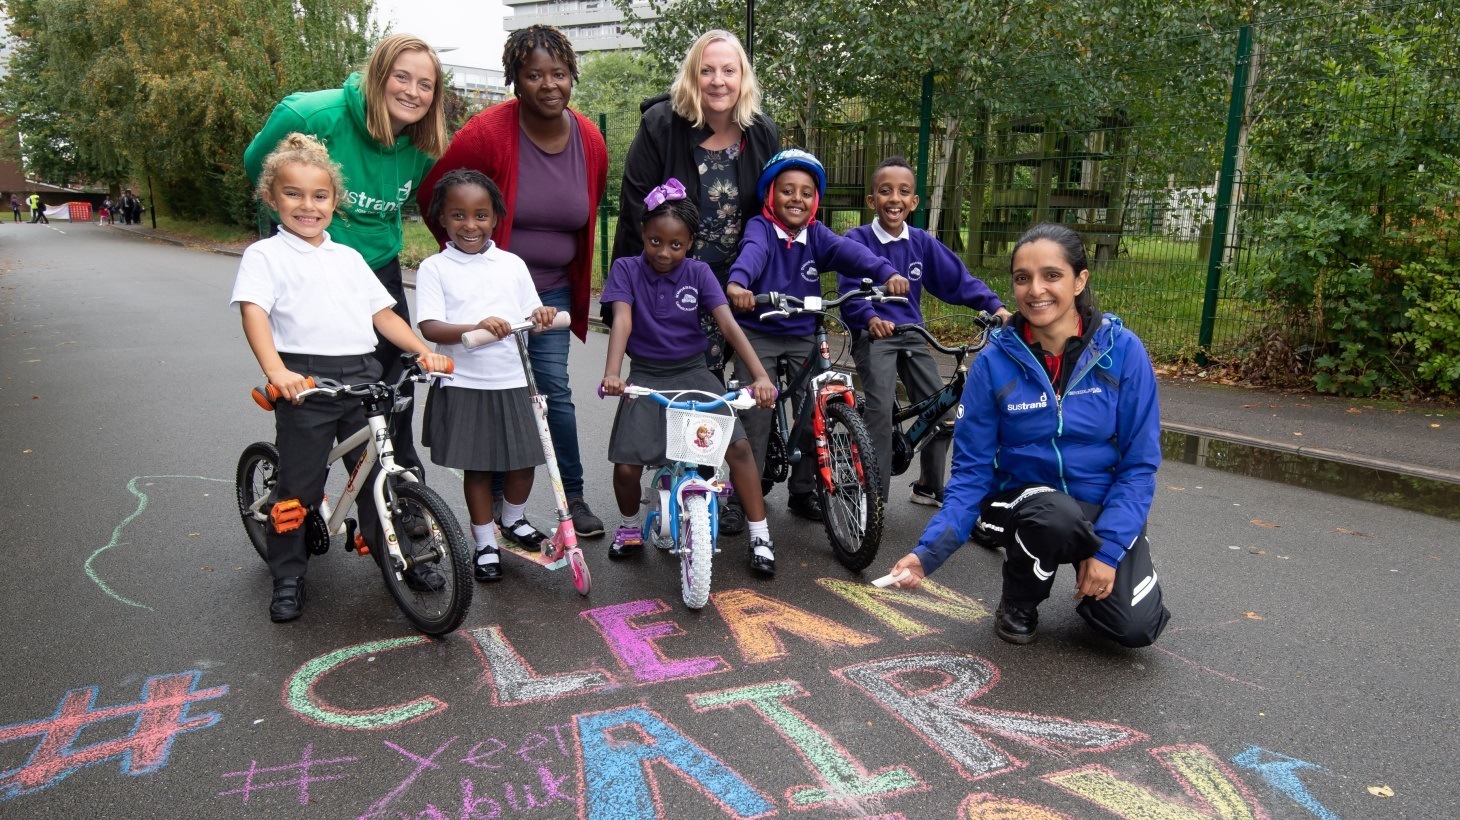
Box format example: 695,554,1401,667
276,227,335,253
771,223,810,246
870,220,910,244
443,240,496,263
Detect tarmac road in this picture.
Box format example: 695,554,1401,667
1,222,1456,818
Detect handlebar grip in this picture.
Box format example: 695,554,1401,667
461,328,500,349
754,293,776,305
439,358,455,374
545,311,572,330
252,377,316,411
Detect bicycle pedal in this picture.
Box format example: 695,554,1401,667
353,533,370,556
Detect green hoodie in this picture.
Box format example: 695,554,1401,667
245,73,435,270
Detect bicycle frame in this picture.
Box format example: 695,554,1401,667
892,362,966,457
324,396,419,571
768,314,863,492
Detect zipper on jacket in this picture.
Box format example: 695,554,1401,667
1011,329,1108,495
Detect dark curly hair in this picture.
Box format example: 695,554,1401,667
426,169,506,229
503,25,579,87
642,198,699,238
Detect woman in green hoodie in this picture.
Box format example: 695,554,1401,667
245,33,448,484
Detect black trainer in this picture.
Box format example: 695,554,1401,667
404,563,446,591
994,599,1039,644
270,576,305,622
719,496,747,535
787,491,823,521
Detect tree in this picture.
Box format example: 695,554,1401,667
570,50,672,215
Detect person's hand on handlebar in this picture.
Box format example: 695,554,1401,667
267,367,314,405
883,274,910,296
475,316,512,338
531,305,558,330
868,317,897,339
600,375,626,396
420,352,453,374
995,307,1014,325
726,282,756,312
749,375,777,408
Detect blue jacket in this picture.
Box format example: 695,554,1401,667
913,313,1161,574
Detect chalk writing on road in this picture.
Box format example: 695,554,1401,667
218,743,358,804
0,671,227,800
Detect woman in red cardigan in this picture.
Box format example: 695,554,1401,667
418,25,609,539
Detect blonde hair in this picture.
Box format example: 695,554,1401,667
256,133,346,204
362,34,447,159
670,30,763,130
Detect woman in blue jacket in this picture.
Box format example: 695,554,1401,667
886,223,1170,647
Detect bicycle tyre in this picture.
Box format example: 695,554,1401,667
679,493,714,610
235,442,279,561
379,482,473,636
819,402,884,572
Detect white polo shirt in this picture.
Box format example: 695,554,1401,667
414,242,542,391
229,229,394,356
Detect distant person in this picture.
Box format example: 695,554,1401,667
118,190,137,224
230,133,451,622
27,193,48,224
246,33,448,488
9,195,20,222
416,24,610,540
884,223,1171,649
98,201,112,224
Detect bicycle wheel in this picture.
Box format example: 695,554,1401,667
235,442,279,561
679,493,714,610
379,482,473,636
819,402,884,571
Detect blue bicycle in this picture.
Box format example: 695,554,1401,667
615,386,757,609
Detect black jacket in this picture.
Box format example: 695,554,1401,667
611,93,780,278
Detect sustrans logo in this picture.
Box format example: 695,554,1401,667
800,261,819,283
1007,392,1049,412
907,261,924,282
1066,386,1103,396
675,285,699,312
398,180,414,203
345,190,401,215
955,403,965,419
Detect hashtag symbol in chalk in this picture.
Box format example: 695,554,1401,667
218,743,359,804
0,671,228,801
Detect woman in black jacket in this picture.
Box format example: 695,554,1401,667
612,29,780,289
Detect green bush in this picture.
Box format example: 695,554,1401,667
1395,224,1460,393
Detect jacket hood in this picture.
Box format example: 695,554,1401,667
640,92,670,114
993,310,1124,367
343,72,411,154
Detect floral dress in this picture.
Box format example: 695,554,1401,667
693,142,743,278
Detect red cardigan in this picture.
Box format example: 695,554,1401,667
418,99,608,341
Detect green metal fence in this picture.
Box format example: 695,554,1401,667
590,1,1459,359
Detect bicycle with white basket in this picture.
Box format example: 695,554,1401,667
609,386,757,609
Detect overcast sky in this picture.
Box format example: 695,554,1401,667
374,0,511,73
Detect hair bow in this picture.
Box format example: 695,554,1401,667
644,178,687,211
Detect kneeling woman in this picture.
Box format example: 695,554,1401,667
887,223,1170,647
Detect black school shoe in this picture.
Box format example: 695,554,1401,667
749,537,776,575
270,576,305,622
719,496,747,535
994,598,1039,644
787,491,823,521
474,546,503,582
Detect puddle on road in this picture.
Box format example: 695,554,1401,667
1161,431,1460,521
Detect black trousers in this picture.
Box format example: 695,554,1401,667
268,353,384,579
977,484,1170,647
369,257,423,479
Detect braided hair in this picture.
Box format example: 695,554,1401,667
642,198,699,238
426,169,506,228
503,25,579,87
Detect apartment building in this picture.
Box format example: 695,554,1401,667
502,0,657,53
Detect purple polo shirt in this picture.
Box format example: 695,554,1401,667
600,254,728,360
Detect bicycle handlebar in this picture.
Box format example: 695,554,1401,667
892,313,1001,355
754,280,909,321
251,356,453,411
461,312,571,349
599,385,761,411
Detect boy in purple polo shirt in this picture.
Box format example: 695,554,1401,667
841,156,1013,507
725,149,909,523
600,180,779,573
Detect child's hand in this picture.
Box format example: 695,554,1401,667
868,318,897,339
420,352,453,374
884,274,911,296
600,376,626,396
888,553,926,590
531,306,558,329
750,376,777,408
726,283,756,312
267,368,313,404
476,316,512,338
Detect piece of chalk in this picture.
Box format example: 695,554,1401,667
871,569,910,588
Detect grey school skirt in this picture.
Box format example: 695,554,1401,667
422,384,545,472
608,354,746,467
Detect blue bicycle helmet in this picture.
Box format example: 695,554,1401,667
756,149,827,201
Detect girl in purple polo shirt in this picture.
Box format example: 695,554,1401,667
600,180,780,573
724,149,909,523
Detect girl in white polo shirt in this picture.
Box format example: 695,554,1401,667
415,170,559,582
231,133,451,623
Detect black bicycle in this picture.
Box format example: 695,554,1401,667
886,316,1000,478
754,281,908,571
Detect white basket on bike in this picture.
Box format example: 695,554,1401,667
664,407,735,467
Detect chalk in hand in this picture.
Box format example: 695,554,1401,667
871,569,911,588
